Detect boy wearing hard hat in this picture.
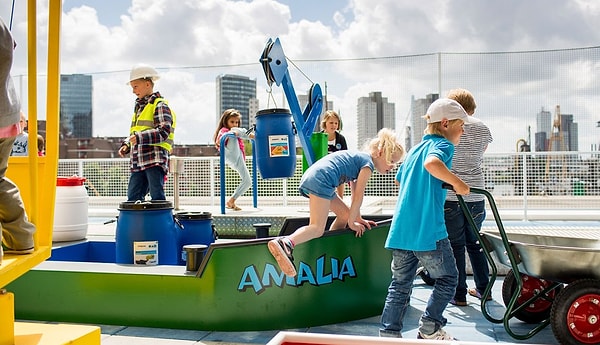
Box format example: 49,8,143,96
119,64,176,201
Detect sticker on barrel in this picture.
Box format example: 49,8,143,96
268,135,289,157
133,241,158,265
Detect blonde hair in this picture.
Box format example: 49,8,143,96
425,119,464,136
447,89,476,114
363,128,405,164
320,110,343,131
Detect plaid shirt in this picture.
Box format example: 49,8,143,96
130,92,173,173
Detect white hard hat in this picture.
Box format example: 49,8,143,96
127,63,160,84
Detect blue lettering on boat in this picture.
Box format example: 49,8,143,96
237,255,357,294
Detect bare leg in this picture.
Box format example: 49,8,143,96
329,194,350,230
336,184,345,198
288,195,331,245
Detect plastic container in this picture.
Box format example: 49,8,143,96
182,244,208,272
254,108,296,179
53,176,89,242
302,132,329,172
115,200,180,265
253,223,271,239
175,211,217,265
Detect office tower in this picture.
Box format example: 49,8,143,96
216,74,257,129
248,98,259,129
357,92,395,149
535,108,552,151
560,114,578,151
60,74,93,138
537,107,579,152
409,93,438,150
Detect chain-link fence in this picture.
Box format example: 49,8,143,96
61,152,600,214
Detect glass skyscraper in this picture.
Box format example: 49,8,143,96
60,74,93,138
216,74,257,129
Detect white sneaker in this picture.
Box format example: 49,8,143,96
417,328,456,340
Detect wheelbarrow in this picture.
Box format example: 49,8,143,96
455,187,600,345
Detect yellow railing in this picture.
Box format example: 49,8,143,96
0,0,100,343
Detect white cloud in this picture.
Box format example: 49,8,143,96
4,0,600,153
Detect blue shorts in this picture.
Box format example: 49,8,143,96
299,180,336,200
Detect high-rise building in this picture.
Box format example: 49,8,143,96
560,114,578,151
535,107,578,151
535,108,552,151
216,74,257,129
356,92,395,149
60,74,92,138
408,93,438,150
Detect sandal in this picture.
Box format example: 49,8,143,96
449,298,467,307
226,203,242,211
468,288,492,301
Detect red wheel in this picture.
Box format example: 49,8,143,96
552,279,600,345
502,270,561,324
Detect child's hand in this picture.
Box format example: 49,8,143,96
349,218,376,237
453,180,470,195
118,145,129,157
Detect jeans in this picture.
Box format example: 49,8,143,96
380,239,457,337
445,200,489,300
127,166,166,201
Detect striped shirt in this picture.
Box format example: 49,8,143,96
446,120,493,202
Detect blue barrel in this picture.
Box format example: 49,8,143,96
255,108,296,179
175,212,217,265
115,201,180,265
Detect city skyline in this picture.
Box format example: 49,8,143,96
55,71,592,155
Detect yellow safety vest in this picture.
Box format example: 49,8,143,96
130,97,176,152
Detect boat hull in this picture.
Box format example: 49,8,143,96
7,221,393,331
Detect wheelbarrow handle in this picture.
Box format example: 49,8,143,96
442,183,492,200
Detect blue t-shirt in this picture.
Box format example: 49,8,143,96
385,134,454,251
299,150,373,200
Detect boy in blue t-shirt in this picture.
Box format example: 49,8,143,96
379,98,475,341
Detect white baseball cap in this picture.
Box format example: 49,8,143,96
425,98,478,124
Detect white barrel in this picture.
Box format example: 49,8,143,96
53,176,89,242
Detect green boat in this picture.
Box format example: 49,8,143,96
7,218,393,331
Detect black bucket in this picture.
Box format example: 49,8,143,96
182,244,208,272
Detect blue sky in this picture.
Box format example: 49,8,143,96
63,0,351,28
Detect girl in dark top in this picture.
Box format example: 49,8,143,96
320,110,348,196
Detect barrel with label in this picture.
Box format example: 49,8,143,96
254,108,296,179
115,200,180,265
53,176,89,242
